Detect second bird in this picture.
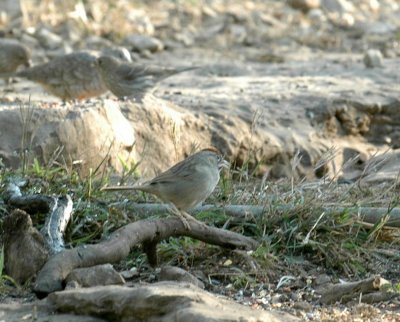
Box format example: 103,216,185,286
96,55,197,101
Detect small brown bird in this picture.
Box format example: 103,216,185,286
102,148,229,229
0,39,31,82
95,55,197,100
1,51,107,101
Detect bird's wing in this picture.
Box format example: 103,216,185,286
118,64,151,82
146,155,200,185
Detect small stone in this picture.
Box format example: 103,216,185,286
101,46,132,62
124,34,164,53
308,8,326,23
363,49,383,68
271,294,283,304
320,0,354,13
288,0,320,11
293,301,313,312
120,268,139,280
65,280,80,290
314,274,332,286
34,27,64,49
66,264,125,287
159,266,205,289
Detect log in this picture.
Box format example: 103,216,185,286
34,217,258,296
114,203,400,227
319,276,391,304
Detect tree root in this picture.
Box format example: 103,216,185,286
34,217,258,296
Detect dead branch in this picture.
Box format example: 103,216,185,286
319,275,391,304
40,195,73,255
116,203,400,227
34,217,258,296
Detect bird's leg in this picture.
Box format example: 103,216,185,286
171,205,207,228
181,210,208,227
169,204,191,230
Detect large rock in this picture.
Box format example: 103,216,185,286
0,101,135,176
49,282,298,321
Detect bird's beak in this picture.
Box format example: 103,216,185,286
219,159,230,170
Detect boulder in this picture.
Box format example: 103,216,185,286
0,100,135,176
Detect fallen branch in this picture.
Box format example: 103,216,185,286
34,217,258,296
319,275,392,304
40,195,73,255
113,203,400,227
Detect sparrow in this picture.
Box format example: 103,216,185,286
0,50,132,101
102,148,229,229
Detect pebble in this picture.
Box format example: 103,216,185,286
124,34,164,53
363,49,383,68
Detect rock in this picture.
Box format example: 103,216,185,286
84,35,114,50
0,100,135,176
314,274,332,286
34,27,64,49
288,0,320,11
123,34,164,53
126,9,155,35
366,22,397,35
363,49,383,68
120,268,139,280
66,264,125,288
49,282,299,321
0,0,22,19
3,209,49,284
20,32,40,48
0,301,106,322
360,150,400,184
308,8,326,23
228,24,247,44
159,266,205,289
293,301,313,312
101,46,132,62
45,43,74,59
320,0,354,13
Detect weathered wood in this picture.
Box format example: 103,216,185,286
3,209,49,284
5,178,73,254
40,195,73,255
34,217,258,296
117,203,400,227
319,276,391,304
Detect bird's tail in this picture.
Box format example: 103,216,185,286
175,66,199,75
161,66,199,81
101,185,141,191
